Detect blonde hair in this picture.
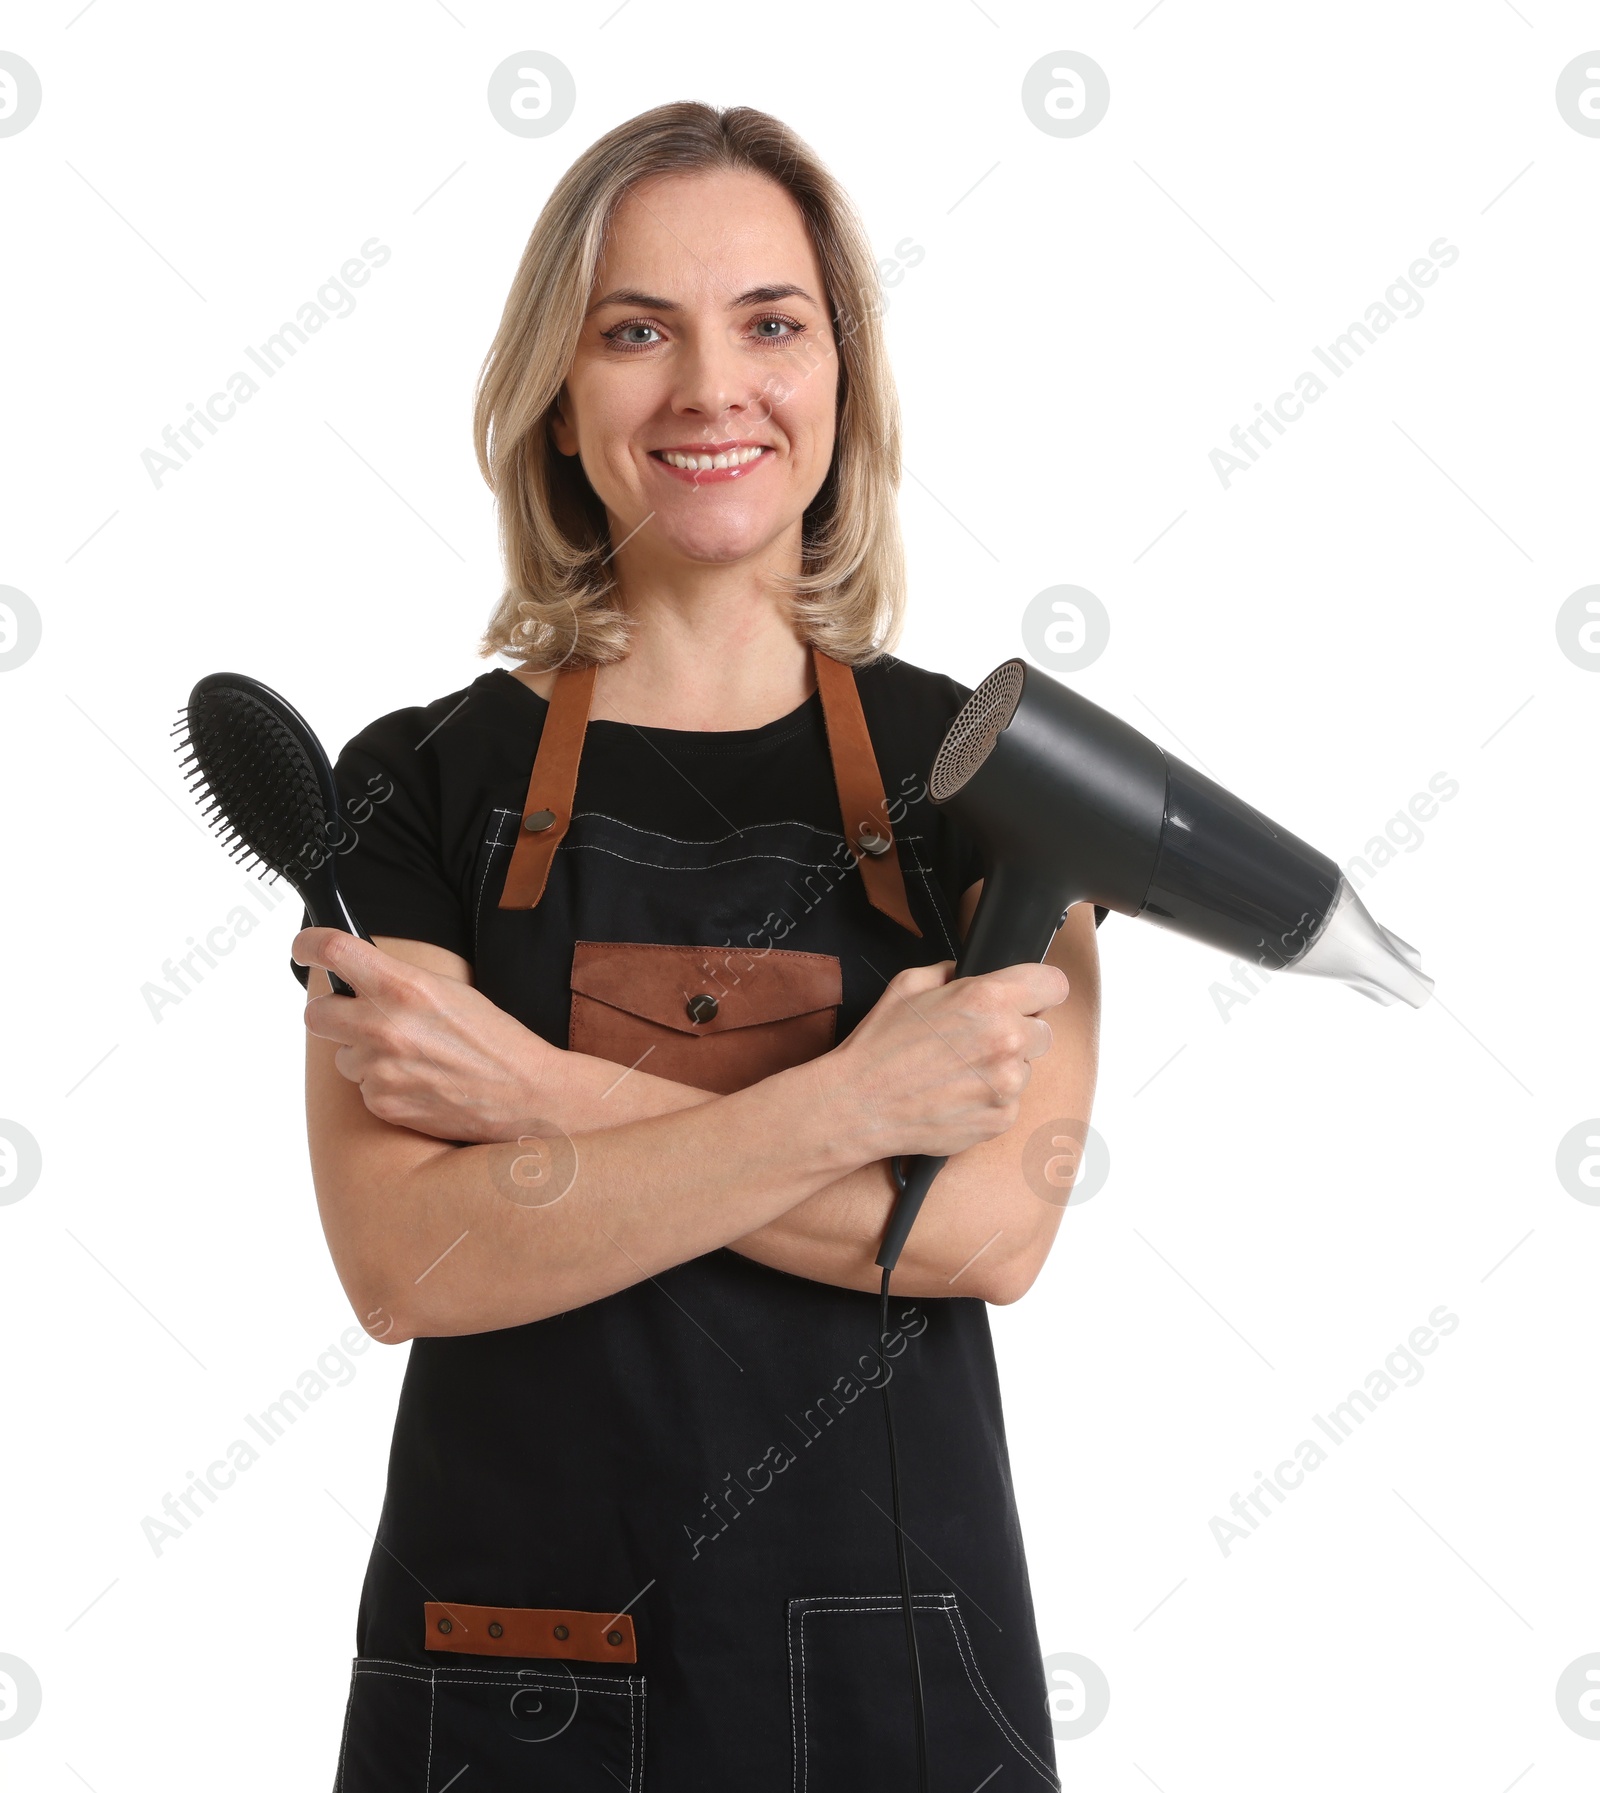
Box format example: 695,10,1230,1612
472,101,906,671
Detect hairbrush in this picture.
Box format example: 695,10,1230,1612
172,672,372,996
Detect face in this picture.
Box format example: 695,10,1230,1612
550,168,840,577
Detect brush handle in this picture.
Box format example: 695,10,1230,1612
305,875,372,999
874,863,1079,1273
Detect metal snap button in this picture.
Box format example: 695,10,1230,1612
436,1617,453,1634
553,1623,570,1640
857,827,891,856
523,808,557,832
607,1630,624,1647
488,1622,503,1639
686,993,718,1024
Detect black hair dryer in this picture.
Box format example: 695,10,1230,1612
876,658,1433,1271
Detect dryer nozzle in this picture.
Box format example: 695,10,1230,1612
1286,874,1433,1007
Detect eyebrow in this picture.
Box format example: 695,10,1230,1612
585,283,818,317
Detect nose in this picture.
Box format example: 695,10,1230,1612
668,321,772,431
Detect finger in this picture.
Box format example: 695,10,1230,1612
303,988,376,1045
966,962,1070,1013
292,928,416,1004
1022,1015,1054,1060
886,959,956,997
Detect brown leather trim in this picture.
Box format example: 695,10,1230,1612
496,646,922,938
569,941,841,1094
496,660,598,910
811,646,923,938
569,940,842,1033
424,1601,637,1664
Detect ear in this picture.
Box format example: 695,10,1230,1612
549,387,578,457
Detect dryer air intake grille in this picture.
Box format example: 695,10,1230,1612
929,660,1026,802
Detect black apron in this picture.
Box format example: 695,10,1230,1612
332,646,1062,1792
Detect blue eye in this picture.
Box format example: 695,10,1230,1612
601,314,808,352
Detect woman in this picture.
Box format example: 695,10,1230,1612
294,100,1103,1791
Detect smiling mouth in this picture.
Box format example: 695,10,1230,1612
646,444,775,487
650,445,771,472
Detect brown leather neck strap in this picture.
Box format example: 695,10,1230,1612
498,645,922,938
496,659,597,910
810,646,922,938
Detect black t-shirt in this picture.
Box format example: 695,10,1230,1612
291,652,1105,997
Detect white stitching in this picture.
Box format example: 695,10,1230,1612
797,1598,809,1793
788,1598,800,1793
905,849,960,958
570,811,852,846
571,939,839,967
424,1666,435,1793
792,1596,955,1617
428,1663,645,1692
477,809,860,879
564,814,935,873
472,807,519,948
561,843,858,874
395,1654,643,1792
428,1670,642,1696
487,805,854,848
942,1600,1061,1788
794,1599,804,1793
791,1595,951,1792
475,809,517,893
787,1594,1059,1789
477,808,943,925
333,1658,357,1793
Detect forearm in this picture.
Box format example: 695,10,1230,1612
509,1047,1011,1298
527,1039,719,1129
726,1156,1029,1301
538,1047,1047,1305
495,1039,1047,1305
337,1057,862,1339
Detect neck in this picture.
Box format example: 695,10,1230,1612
599,509,817,731
592,558,816,733
508,518,832,729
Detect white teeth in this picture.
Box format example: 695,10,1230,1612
658,446,765,471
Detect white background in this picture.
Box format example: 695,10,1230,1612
1,2,1595,1788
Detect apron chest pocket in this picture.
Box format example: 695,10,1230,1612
569,940,843,1094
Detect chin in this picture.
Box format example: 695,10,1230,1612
654,519,788,565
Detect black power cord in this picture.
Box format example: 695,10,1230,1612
878,1158,930,1793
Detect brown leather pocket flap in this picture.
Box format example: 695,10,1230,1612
570,940,842,1037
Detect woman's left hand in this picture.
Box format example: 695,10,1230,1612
294,927,561,1144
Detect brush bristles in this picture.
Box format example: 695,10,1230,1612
173,686,333,885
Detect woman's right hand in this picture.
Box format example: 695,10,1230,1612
811,959,1070,1166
